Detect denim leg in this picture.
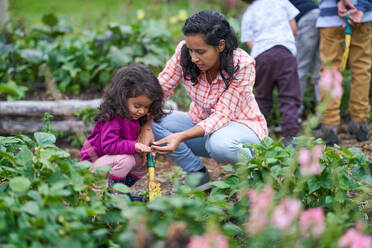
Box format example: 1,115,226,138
296,8,320,101
205,121,261,164
152,111,209,172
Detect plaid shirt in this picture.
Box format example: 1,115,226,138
158,41,268,140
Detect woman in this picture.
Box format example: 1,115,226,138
140,10,268,189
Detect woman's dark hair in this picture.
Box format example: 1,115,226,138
95,64,166,124
181,10,239,89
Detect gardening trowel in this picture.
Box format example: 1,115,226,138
340,14,352,72
147,153,162,201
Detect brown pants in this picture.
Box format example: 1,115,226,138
319,22,371,126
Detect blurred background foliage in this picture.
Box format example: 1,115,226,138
1,0,371,123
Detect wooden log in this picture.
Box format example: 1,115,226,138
0,99,102,117
0,99,177,117
0,119,91,134
0,99,178,134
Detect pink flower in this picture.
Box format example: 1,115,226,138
245,184,274,234
319,67,343,99
272,198,302,230
300,207,325,238
187,231,229,248
298,145,323,176
338,228,372,248
226,0,238,7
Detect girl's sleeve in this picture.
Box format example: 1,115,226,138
158,41,184,100
100,119,136,155
197,57,255,135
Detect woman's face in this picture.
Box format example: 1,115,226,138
185,34,223,72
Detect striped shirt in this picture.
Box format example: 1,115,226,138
158,41,268,140
317,0,372,27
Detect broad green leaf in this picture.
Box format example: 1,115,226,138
266,158,278,164
15,147,33,165
147,199,168,211
42,13,58,27
20,49,45,64
152,220,170,238
223,222,242,235
20,201,40,216
224,175,239,186
71,171,86,191
9,176,31,192
28,190,43,204
307,177,320,194
209,181,231,189
112,183,130,193
335,191,347,203
34,132,56,147
0,136,23,145
221,165,234,172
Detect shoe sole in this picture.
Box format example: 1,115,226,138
195,182,213,191
171,182,214,193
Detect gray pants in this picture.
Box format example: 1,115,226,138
296,8,321,114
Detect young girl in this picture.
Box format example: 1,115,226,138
81,64,165,200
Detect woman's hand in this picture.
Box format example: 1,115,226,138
151,132,184,154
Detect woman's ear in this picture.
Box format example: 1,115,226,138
218,39,226,52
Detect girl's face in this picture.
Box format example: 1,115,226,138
127,94,153,120
185,34,224,72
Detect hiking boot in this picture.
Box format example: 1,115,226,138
313,124,339,146
172,167,211,193
185,169,211,190
348,120,369,142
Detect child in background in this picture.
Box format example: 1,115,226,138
314,0,371,146
80,64,166,201
240,0,301,146
290,0,321,121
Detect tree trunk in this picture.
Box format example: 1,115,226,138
0,0,10,30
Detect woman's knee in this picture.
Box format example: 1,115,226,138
206,137,239,164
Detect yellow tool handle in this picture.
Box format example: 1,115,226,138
148,167,155,182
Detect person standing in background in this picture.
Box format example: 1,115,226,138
314,0,372,146
290,0,321,122
240,0,301,146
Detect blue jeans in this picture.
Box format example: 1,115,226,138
152,111,261,172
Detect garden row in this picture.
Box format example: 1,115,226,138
0,127,371,247
0,13,174,99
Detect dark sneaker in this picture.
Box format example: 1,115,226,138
106,177,143,202
125,193,143,202
348,120,369,142
313,124,339,146
185,170,211,191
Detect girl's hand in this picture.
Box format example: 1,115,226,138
151,133,183,154
135,142,152,153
